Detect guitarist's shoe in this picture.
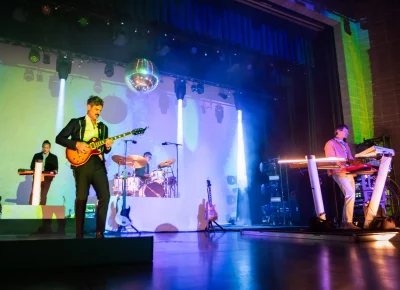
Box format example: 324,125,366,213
96,232,105,239
76,233,84,239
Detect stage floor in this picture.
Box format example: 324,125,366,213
1,231,400,290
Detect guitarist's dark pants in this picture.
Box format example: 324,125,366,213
73,156,110,236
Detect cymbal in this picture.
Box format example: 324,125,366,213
158,158,176,168
111,155,127,165
126,155,147,169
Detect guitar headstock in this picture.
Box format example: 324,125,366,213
207,179,211,187
131,126,148,136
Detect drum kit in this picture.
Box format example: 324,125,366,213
111,154,177,198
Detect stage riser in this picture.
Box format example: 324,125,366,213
1,236,154,269
0,218,95,235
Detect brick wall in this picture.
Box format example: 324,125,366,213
367,13,400,177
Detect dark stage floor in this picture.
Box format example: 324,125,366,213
1,231,399,290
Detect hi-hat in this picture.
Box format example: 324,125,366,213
111,155,127,165
126,155,147,169
158,158,176,168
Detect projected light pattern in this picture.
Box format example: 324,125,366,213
325,13,374,143
55,78,65,134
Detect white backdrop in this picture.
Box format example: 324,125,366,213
0,43,239,231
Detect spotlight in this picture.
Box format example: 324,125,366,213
215,104,224,123
36,71,43,82
234,91,242,111
191,83,204,94
43,50,50,64
56,55,72,80
29,48,40,63
174,79,186,100
48,74,60,97
218,92,228,100
104,63,114,77
94,81,102,94
114,31,127,46
78,17,89,27
42,5,51,16
24,68,34,81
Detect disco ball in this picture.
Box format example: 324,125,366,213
124,58,159,93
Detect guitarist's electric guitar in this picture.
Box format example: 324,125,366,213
115,174,131,227
66,127,147,166
204,179,218,223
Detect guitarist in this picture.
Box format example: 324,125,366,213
324,124,360,230
56,96,113,238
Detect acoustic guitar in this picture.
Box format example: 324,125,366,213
66,127,147,166
204,179,218,222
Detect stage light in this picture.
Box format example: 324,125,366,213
24,68,34,81
29,48,40,63
190,83,204,94
234,91,242,111
56,55,72,80
104,63,114,77
174,79,186,100
215,104,224,124
94,80,102,94
218,92,228,100
236,108,250,225
43,50,50,64
125,58,159,93
48,74,60,98
42,5,51,16
114,31,127,46
78,17,89,27
36,71,43,82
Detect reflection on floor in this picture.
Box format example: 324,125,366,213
1,232,400,290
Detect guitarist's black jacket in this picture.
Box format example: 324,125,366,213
55,116,111,163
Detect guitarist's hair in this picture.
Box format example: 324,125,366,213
87,96,104,107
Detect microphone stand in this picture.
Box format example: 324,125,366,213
163,142,181,198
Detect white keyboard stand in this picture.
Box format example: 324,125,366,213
355,146,395,229
279,156,346,221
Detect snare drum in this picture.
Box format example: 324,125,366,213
150,170,165,184
139,182,165,197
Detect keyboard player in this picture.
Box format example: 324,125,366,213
29,140,58,205
324,124,360,230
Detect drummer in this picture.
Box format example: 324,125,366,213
135,152,152,181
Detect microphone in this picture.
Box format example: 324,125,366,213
131,140,137,144
162,142,169,145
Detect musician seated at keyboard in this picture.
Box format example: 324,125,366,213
29,140,58,205
324,124,360,230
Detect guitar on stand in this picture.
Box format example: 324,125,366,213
204,179,225,232
115,170,139,233
114,144,148,234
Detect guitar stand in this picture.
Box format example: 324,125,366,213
117,224,140,234
205,221,226,232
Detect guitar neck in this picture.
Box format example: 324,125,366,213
207,185,212,206
92,131,133,149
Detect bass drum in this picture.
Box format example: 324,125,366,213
139,182,165,198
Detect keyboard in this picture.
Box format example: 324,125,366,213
355,146,395,158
